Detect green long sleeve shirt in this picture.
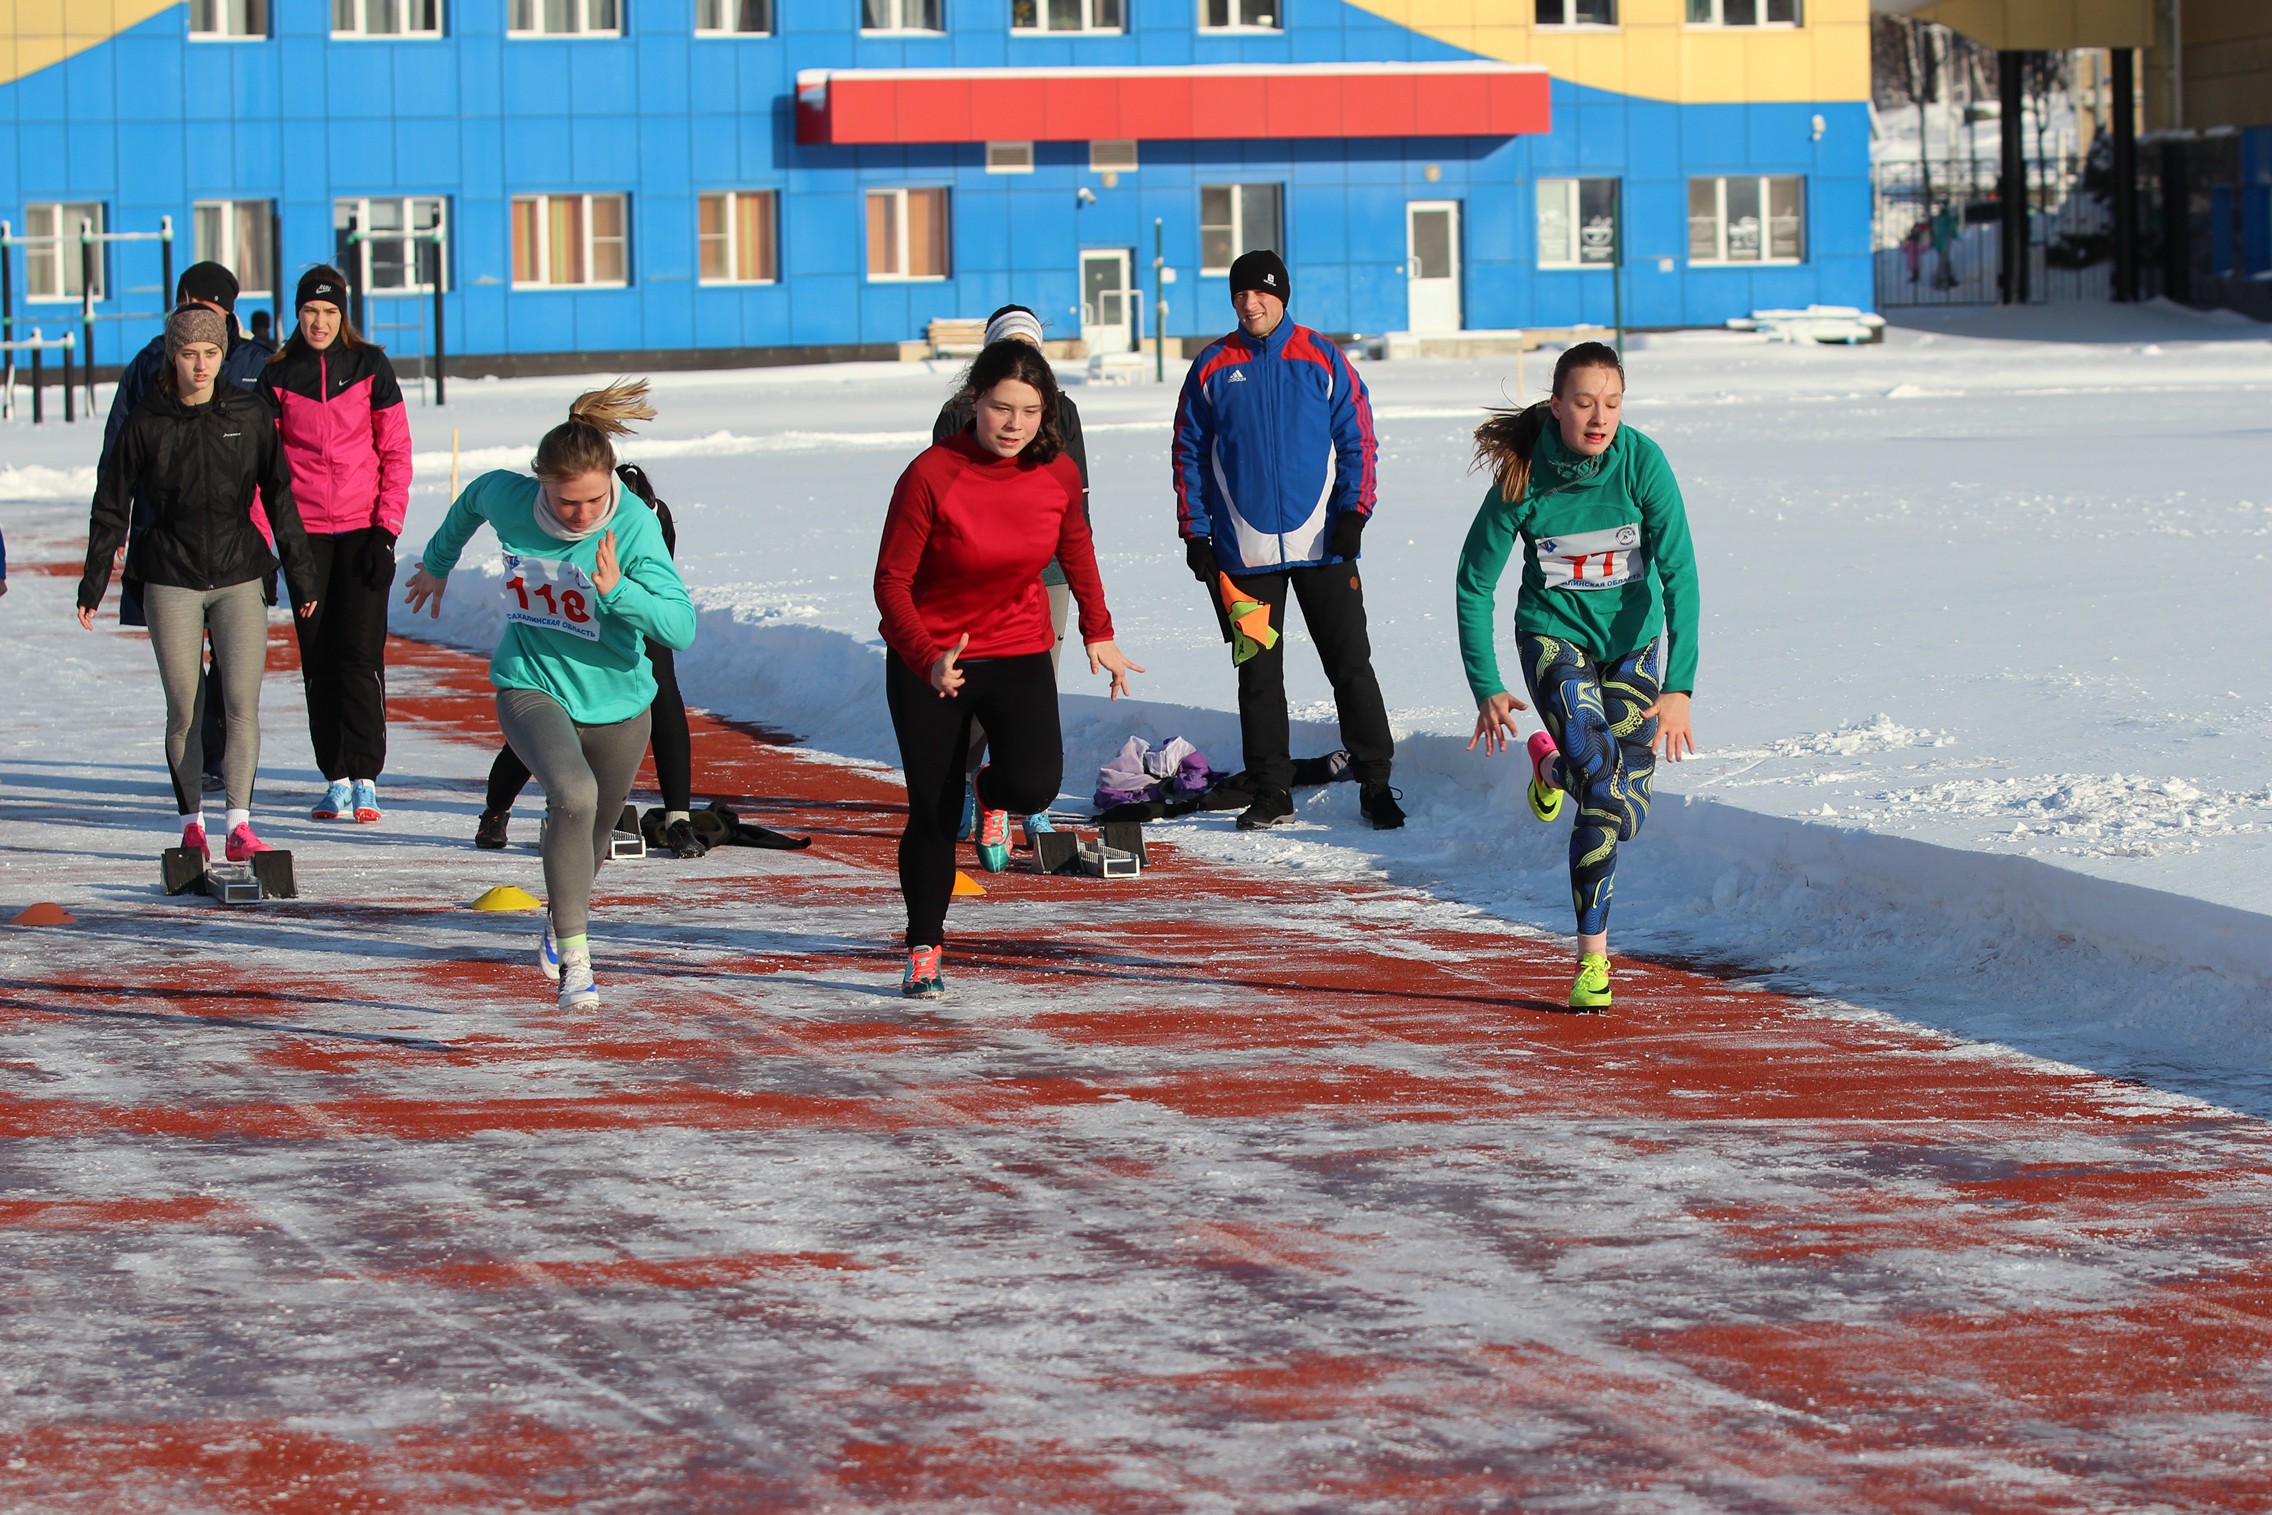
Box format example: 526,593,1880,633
420,470,697,726
1454,422,1699,700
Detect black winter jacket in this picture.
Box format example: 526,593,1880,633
79,384,318,613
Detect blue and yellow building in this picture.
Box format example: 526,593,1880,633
0,0,1872,369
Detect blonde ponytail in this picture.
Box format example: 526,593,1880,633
532,377,656,481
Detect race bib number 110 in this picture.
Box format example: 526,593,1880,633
501,551,600,641
1536,523,1647,593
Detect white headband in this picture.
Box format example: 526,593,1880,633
985,310,1046,347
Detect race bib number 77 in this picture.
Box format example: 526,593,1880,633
1535,523,1647,593
501,551,600,641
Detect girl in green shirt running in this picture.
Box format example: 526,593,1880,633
1454,342,1699,1011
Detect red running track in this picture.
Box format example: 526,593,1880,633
2,626,2269,1513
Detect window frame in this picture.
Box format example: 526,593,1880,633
1686,174,1806,266
506,0,621,39
189,0,268,38
864,186,951,283
1198,182,1283,276
335,195,449,295
23,202,106,303
330,0,443,38
860,0,943,35
510,192,630,289
696,189,780,285
1534,177,1620,270
1011,0,1123,34
1534,0,1616,26
193,198,276,300
693,0,771,34
1685,0,1801,27
1198,0,1280,34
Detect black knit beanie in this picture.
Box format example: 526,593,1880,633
1228,249,1290,304
296,265,349,311
174,261,239,314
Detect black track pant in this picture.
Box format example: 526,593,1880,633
488,640,690,815
886,652,1061,950
1228,563,1394,793
294,528,391,782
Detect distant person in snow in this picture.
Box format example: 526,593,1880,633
1170,249,1401,833
78,303,320,867
260,265,413,827
1455,341,1700,1013
404,380,696,1013
876,338,1141,1001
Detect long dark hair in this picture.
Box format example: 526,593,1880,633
953,338,1065,466
1471,340,1625,499
266,264,369,364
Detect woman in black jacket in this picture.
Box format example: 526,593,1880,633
78,303,320,864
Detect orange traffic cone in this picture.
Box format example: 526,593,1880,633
10,902,76,926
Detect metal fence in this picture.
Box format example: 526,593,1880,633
1871,152,2161,308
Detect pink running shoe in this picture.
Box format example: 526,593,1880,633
181,821,210,862
1525,731,1565,823
224,823,272,862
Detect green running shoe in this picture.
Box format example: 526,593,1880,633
1568,952,1612,1012
1526,731,1564,823
902,945,946,1001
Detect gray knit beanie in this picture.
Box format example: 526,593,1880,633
165,302,230,358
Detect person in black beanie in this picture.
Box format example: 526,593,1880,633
1169,249,1402,830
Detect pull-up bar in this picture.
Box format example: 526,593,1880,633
0,328,78,423
344,223,450,406
79,216,176,405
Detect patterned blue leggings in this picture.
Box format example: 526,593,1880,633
1518,634,1663,937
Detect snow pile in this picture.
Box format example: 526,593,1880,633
0,462,95,501
1864,773,2272,858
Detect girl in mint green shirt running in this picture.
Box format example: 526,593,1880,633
405,380,696,1011
1454,342,1700,1012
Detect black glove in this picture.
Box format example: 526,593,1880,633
1328,512,1366,560
1185,537,1218,584
359,529,398,592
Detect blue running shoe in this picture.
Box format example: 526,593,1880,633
1021,813,1056,848
350,779,382,823
312,779,352,821
957,787,978,841
538,923,562,983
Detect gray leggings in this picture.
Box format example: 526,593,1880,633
144,580,267,815
496,688,652,940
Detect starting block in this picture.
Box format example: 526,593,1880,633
1031,821,1145,880
538,806,648,860
161,848,297,905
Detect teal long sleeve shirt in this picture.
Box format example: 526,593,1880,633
1454,422,1699,700
419,469,697,726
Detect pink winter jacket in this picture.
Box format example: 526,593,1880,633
257,341,413,537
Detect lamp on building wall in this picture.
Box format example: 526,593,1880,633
1076,187,1098,207
1811,113,1826,140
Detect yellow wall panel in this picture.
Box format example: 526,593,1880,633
4,0,178,82
1344,0,1870,104
1913,0,2155,50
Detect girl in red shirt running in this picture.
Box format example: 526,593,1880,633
874,339,1142,1000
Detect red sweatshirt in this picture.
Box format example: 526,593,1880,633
874,434,1114,676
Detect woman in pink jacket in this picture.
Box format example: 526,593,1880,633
260,265,414,823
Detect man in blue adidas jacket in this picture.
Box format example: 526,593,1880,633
1172,250,1401,830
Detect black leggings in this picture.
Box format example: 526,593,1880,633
886,652,1062,949
487,640,691,815
1519,634,1662,938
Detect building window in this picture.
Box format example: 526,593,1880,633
1536,178,1618,268
1688,175,1804,264
1013,0,1120,31
1686,0,1799,24
508,0,619,35
1535,0,1614,22
1200,0,1277,30
332,0,441,36
695,0,769,32
511,193,628,287
24,202,104,302
194,200,275,298
866,188,950,280
190,0,267,37
986,142,1035,174
336,197,447,292
697,191,778,284
862,0,940,32
1089,139,1137,173
1199,183,1281,275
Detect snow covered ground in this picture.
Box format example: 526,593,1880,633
5,298,2270,1108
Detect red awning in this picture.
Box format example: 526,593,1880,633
793,62,1550,146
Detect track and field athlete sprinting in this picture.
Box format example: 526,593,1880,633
403,381,695,1011
1455,341,1699,1012
260,266,414,826
76,303,320,863
875,338,1141,1000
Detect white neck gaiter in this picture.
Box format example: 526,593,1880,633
533,479,619,544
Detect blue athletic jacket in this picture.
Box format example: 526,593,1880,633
1171,317,1377,574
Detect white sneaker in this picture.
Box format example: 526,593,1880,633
537,923,562,982
556,947,598,1011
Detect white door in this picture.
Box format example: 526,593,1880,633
1080,249,1134,355
1406,201,1462,332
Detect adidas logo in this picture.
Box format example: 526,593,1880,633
1227,371,1248,382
